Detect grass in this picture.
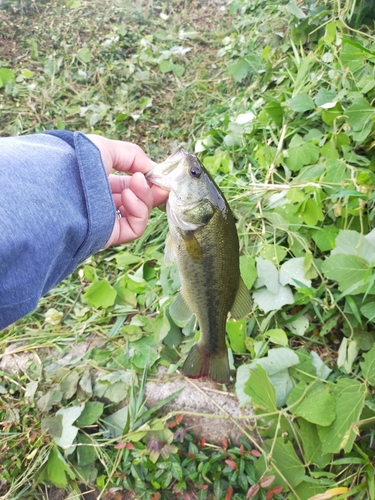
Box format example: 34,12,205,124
2,0,375,499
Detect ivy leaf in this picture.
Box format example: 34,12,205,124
289,93,315,113
265,328,289,347
253,284,294,313
0,68,15,88
94,370,133,403
77,47,92,63
297,418,332,468
226,318,246,353
360,344,375,386
285,142,320,172
236,348,299,407
318,378,366,454
287,382,336,426
76,401,104,427
255,258,279,293
315,88,337,108
131,336,160,369
82,280,117,308
244,365,277,411
76,433,97,467
46,447,75,488
228,58,251,82
312,226,339,252
240,255,257,289
254,437,305,488
159,60,174,73
54,405,85,454
321,254,371,294
332,229,375,265
346,97,375,131
279,257,311,288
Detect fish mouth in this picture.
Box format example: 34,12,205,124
146,146,187,189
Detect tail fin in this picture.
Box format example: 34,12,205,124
182,344,230,383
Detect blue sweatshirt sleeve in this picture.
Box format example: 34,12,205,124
0,131,116,329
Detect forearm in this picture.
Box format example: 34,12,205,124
0,131,115,329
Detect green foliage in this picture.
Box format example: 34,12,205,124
3,0,375,498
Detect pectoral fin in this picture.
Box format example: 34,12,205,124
170,291,193,323
164,233,175,264
230,277,252,319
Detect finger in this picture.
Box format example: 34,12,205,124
112,141,157,175
109,174,132,194
151,185,169,207
86,135,157,175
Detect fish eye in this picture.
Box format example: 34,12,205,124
190,165,202,178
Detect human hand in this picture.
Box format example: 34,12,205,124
86,134,168,247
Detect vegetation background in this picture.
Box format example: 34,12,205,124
1,0,375,499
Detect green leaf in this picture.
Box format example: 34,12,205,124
253,284,294,313
264,100,283,125
265,328,289,347
340,42,365,72
77,47,92,63
286,1,306,19
153,312,171,343
237,348,299,407
301,199,324,226
115,252,143,268
260,244,287,265
20,68,34,79
360,344,375,386
0,68,15,88
54,405,85,453
289,93,315,113
226,317,246,353
333,229,375,264
312,226,339,252
228,58,251,82
76,433,97,466
131,336,160,368
321,103,344,126
315,88,337,107
76,402,104,427
159,60,174,73
321,254,371,294
104,406,129,439
41,415,63,438
94,370,133,403
60,370,79,399
297,418,332,468
82,280,117,308
254,437,305,488
284,142,320,172
279,257,311,288
346,97,375,131
172,64,185,77
239,255,257,289
46,447,75,488
244,365,277,411
287,382,336,426
318,378,367,454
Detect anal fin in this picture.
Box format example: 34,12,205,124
164,233,175,264
170,291,193,324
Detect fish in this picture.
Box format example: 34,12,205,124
146,147,252,383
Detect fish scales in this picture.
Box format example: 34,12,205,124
173,202,240,358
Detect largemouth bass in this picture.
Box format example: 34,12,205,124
147,147,251,383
